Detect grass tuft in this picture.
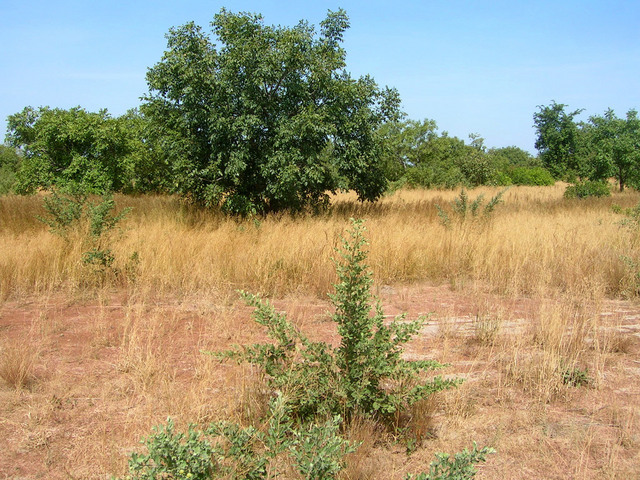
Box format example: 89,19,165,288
0,341,39,390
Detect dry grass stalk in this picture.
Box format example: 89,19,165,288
0,340,39,389
1,185,640,301
341,416,385,480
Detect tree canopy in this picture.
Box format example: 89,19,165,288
533,102,640,191
0,145,21,194
6,107,160,194
533,101,585,179
378,120,524,189
142,8,401,214
587,108,640,191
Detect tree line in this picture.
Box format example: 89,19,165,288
2,9,638,212
534,101,640,191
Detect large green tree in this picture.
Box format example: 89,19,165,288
142,8,401,214
6,107,158,194
587,108,640,191
533,101,586,179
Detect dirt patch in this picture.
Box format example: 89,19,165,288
0,283,639,479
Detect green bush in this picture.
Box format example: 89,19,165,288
0,145,21,195
561,367,591,387
212,219,459,423
507,166,555,186
124,413,494,480
613,201,640,229
436,188,508,227
454,151,498,187
6,107,159,195
492,170,513,186
404,165,466,190
123,395,357,480
120,219,492,480
564,180,611,199
127,418,215,480
38,187,131,279
406,443,495,480
39,187,130,240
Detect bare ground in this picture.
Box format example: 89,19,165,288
1,282,639,479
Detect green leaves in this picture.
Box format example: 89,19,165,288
533,102,640,191
563,180,611,199
587,108,640,191
128,418,215,480
330,221,460,418
379,119,510,189
213,219,458,423
406,442,495,480
0,145,21,195
143,9,399,214
6,107,159,195
533,101,585,180
124,397,356,480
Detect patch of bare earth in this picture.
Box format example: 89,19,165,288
0,283,639,479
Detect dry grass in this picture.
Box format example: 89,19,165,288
2,184,640,301
341,417,385,480
0,340,40,390
0,185,639,478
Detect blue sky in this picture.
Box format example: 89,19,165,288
1,0,638,153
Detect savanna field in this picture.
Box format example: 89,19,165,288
1,184,640,479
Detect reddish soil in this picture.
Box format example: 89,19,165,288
1,283,639,479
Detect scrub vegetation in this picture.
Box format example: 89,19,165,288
1,185,640,478
1,7,640,479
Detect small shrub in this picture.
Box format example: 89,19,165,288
124,251,141,283
330,220,459,419
615,201,640,229
561,367,591,387
287,413,358,480
38,188,86,238
435,204,451,227
38,187,131,280
436,188,508,227
39,188,130,241
616,203,640,294
124,396,357,480
86,194,131,238
563,180,611,199
211,219,459,423
82,247,116,272
406,443,495,480
127,418,215,480
472,314,502,345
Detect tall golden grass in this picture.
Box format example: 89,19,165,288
2,184,639,301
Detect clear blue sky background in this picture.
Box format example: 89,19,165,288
1,0,638,153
